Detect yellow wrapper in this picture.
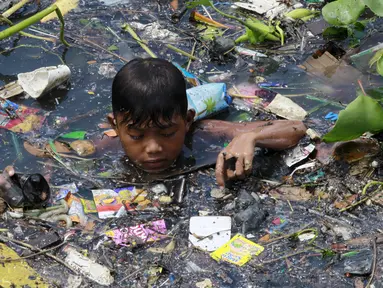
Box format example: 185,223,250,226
210,234,264,266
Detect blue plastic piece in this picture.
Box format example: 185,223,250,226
325,112,338,121
258,82,287,88
187,83,229,121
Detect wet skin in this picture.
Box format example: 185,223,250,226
108,111,195,173
108,111,307,187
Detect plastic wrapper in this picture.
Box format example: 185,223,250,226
0,99,45,133
105,219,167,247
210,234,264,266
187,83,230,121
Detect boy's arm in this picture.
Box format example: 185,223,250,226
199,120,307,187
196,119,306,150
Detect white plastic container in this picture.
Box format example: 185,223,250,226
17,65,71,99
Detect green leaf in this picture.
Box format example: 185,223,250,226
107,45,119,52
323,27,349,40
61,131,87,140
186,0,212,9
322,0,365,26
377,57,383,76
198,24,224,41
353,21,366,31
369,49,383,67
49,140,57,154
323,93,383,142
364,0,383,16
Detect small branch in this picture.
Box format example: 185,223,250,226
186,41,197,71
251,248,314,266
0,235,77,275
0,241,67,262
79,37,129,62
340,186,382,212
2,0,30,18
122,23,157,58
366,237,377,288
362,181,383,195
358,79,367,96
166,44,199,61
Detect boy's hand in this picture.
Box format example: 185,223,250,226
0,166,15,193
215,132,257,187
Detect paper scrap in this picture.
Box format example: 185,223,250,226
285,144,315,167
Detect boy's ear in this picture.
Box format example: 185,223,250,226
107,113,118,131
185,109,195,131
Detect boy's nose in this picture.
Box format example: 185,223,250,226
145,139,163,154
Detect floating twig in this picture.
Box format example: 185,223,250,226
358,79,367,96
186,41,197,71
121,23,157,58
0,235,77,274
0,241,67,262
366,237,377,288
252,248,315,266
80,37,130,62
2,0,30,18
166,44,199,60
362,181,383,195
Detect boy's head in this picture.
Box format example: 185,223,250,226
109,58,195,173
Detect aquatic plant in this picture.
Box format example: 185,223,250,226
187,0,282,45
0,2,70,46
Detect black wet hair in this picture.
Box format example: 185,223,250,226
112,58,187,129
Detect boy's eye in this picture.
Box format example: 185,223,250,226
129,134,143,140
162,131,176,138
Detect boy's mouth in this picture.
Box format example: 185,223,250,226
142,158,168,171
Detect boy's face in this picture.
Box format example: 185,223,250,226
109,111,195,173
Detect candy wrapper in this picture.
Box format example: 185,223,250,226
53,183,78,201
0,99,45,133
187,83,230,121
92,186,154,219
105,219,167,247
210,234,264,266
66,193,88,226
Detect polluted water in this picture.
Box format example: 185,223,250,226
1,0,383,287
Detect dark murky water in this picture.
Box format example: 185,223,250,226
1,0,383,287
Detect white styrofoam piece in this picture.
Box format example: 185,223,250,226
189,216,231,252
64,246,114,286
18,65,71,99
266,94,307,121
234,0,280,15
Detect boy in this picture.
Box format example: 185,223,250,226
107,58,306,187
0,58,306,193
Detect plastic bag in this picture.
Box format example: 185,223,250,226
187,83,231,121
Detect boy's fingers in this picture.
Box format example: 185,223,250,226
244,154,253,176
5,166,14,177
235,156,245,180
215,152,226,187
